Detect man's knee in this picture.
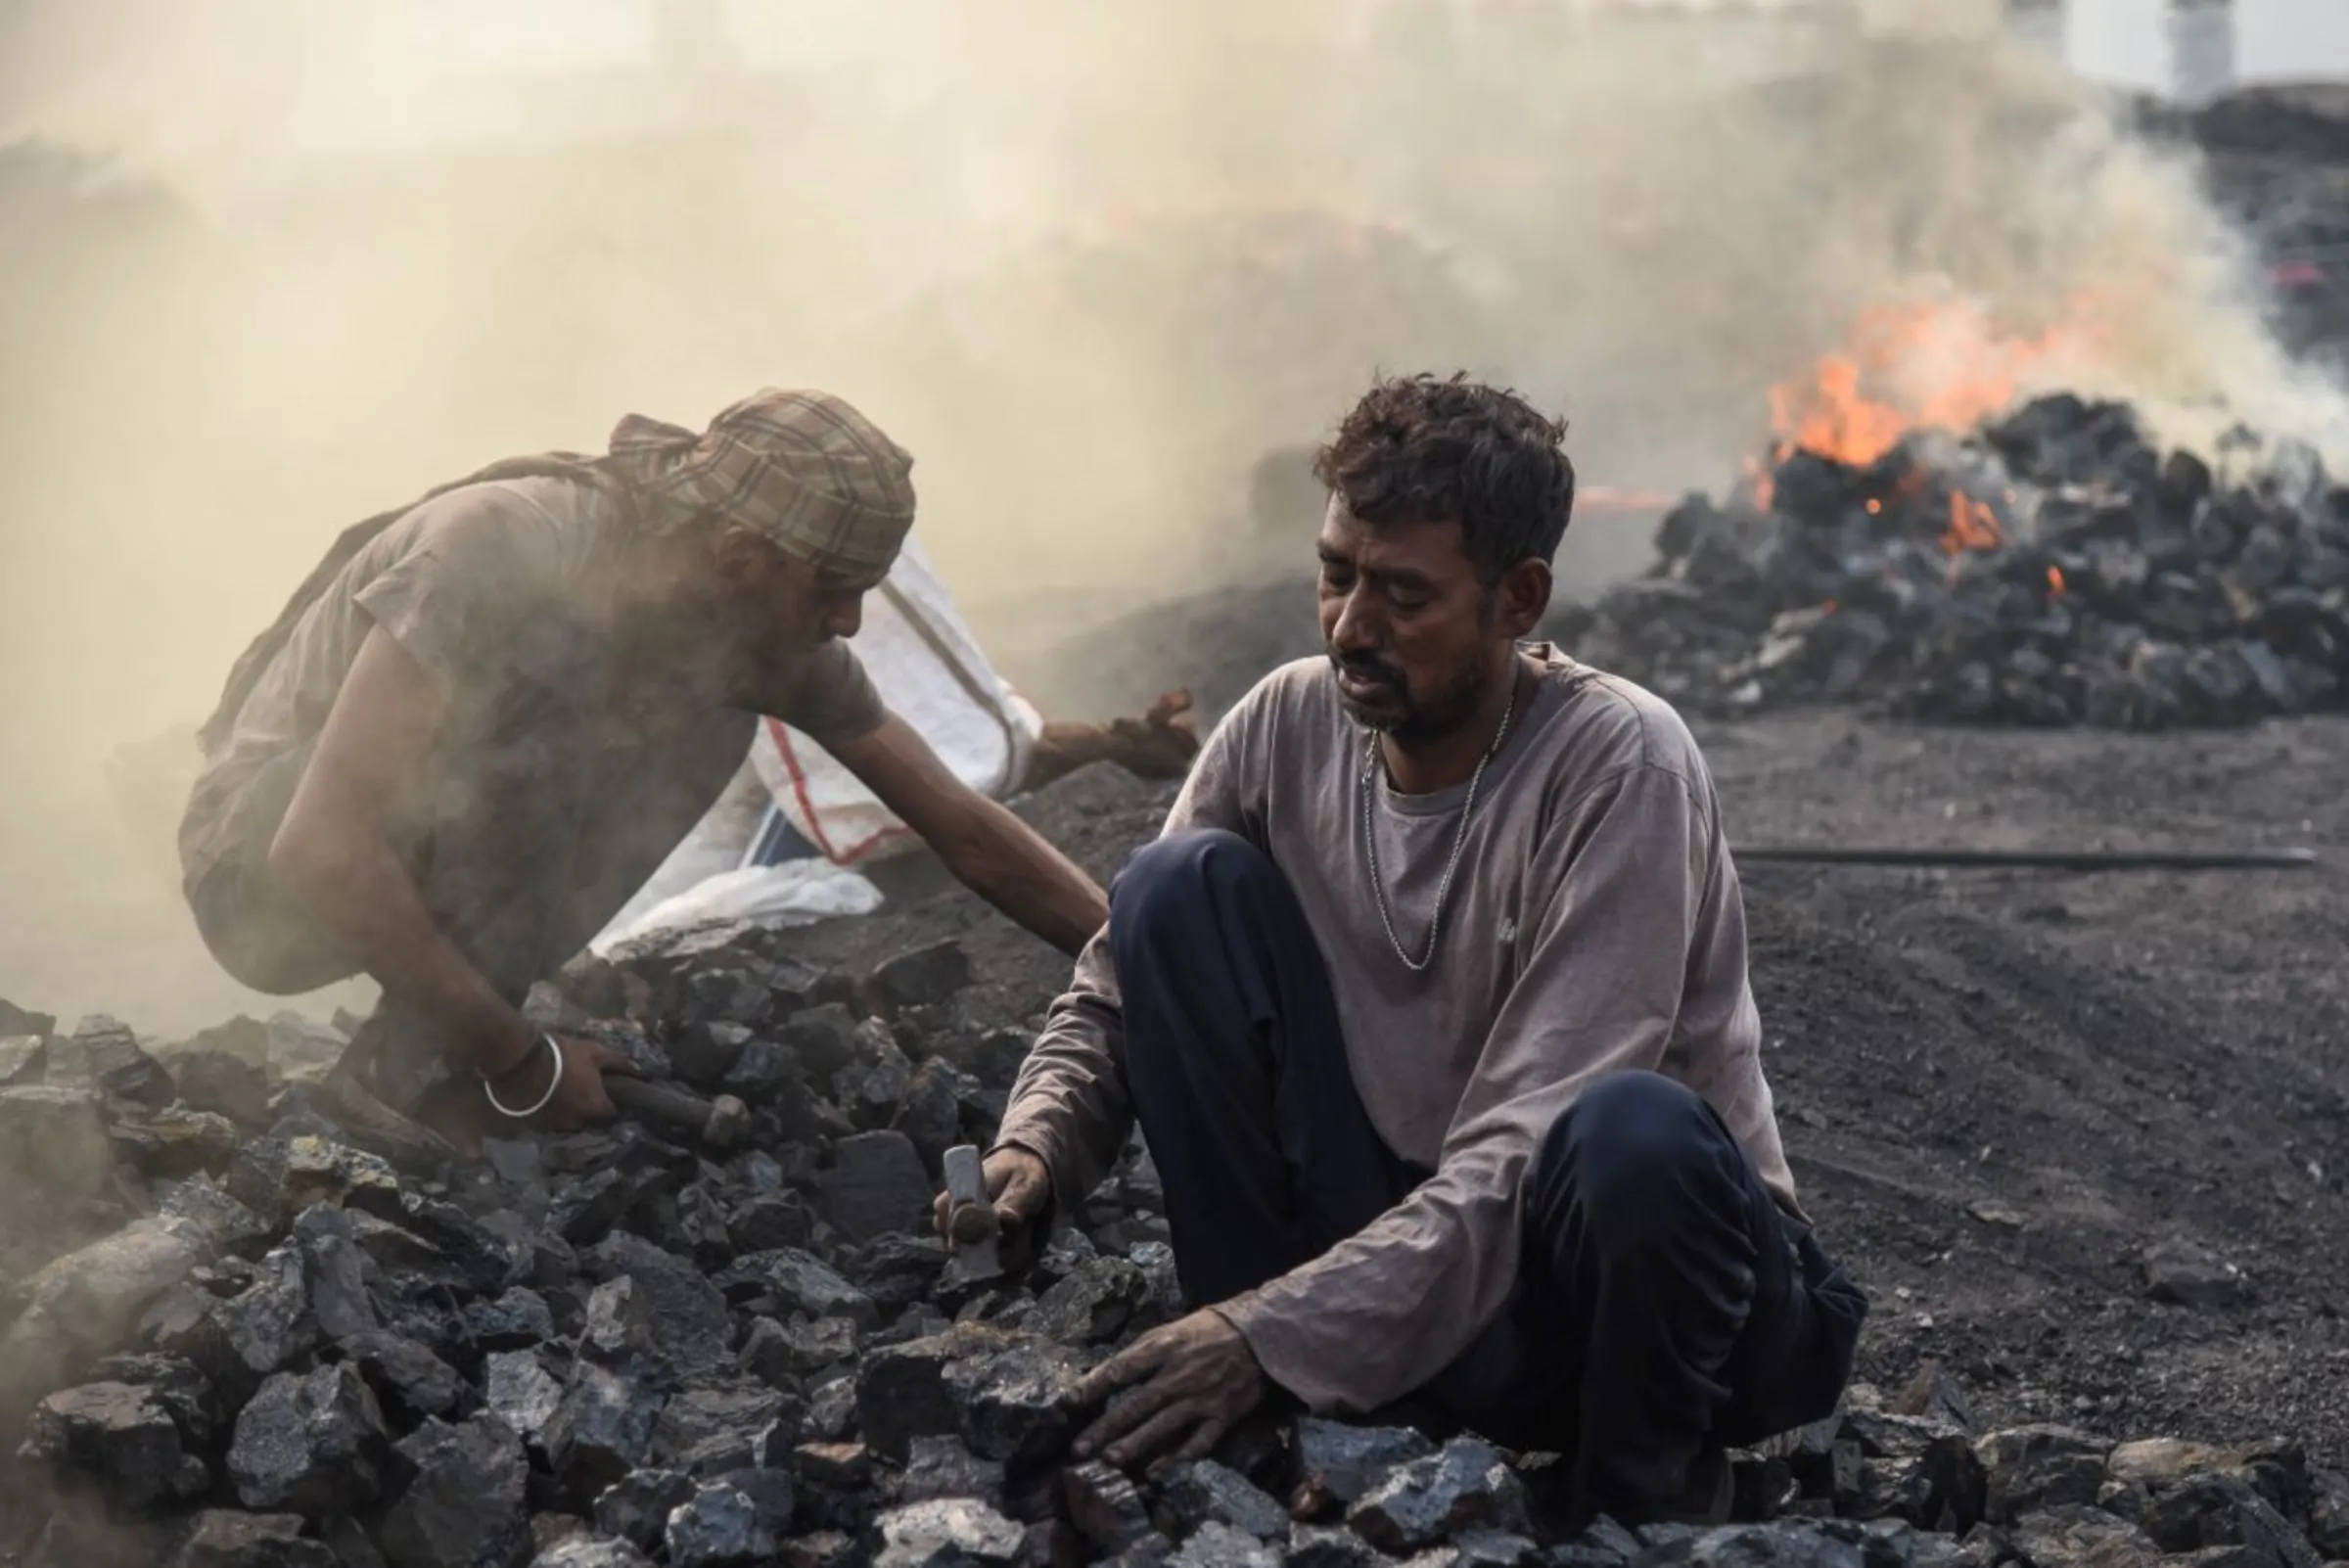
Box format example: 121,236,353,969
1532,1072,1739,1246
1109,828,1274,944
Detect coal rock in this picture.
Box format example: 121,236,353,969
1174,1521,1282,1568
584,1232,731,1382
1064,1458,1159,1554
670,1022,755,1092
665,1480,776,1568
211,1243,325,1385
902,1434,1007,1504
1278,1526,1384,1568
227,1362,393,1517
836,1023,917,1130
867,942,974,1015
530,1542,654,1568
167,1510,340,1568
823,1130,936,1244
1345,1438,1530,1554
543,1363,666,1504
51,1014,173,1106
871,1498,1027,1568
170,1049,274,1128
722,1038,803,1105
726,1191,813,1253
484,1350,564,1448
592,1468,697,1550
2007,1505,2162,1568
780,1005,861,1079
956,1335,1087,1471
466,1287,557,1351
278,1135,406,1220
0,1033,44,1084
2141,1240,2253,1309
718,1249,878,1328
1028,1257,1150,1345
1974,1426,2110,1524
1160,1458,1291,1543
767,1315,860,1379
1445,1529,1543,1567
1293,1419,1438,1514
378,1413,531,1568
649,1378,796,1475
0,994,55,1038
22,1379,212,1510
0,1084,115,1196
2139,1473,2322,1568
851,1232,952,1311
84,1351,221,1447
339,1331,466,1421
896,1059,975,1174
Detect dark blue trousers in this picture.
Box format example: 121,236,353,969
1109,830,1866,1517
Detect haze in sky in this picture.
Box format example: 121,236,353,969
2069,0,2349,88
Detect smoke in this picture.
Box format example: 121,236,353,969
0,0,2336,1030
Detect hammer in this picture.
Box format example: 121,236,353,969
607,1076,751,1151
942,1144,1002,1285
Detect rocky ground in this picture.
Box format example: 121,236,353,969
0,702,2346,1568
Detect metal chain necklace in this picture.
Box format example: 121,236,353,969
1360,678,1520,972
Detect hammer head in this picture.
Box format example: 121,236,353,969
941,1143,1003,1285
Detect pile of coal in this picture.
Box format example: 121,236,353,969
4,939,2347,1567
1561,395,2349,729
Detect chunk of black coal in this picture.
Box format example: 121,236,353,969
726,1191,813,1254
1278,1525,1385,1568
583,1232,732,1383
377,1413,531,1568
338,1331,466,1422
870,1498,1026,1568
543,1363,666,1506
901,1434,1007,1505
894,1059,974,1176
835,1023,916,1130
1159,1458,1291,1543
2140,1240,2253,1309
0,1033,45,1085
1028,1257,1149,1346
1344,1437,1530,1554
957,1335,1087,1472
50,1013,174,1107
665,1479,776,1568
649,1378,797,1475
717,1250,877,1327
530,1541,655,1568
592,1468,696,1551
22,1379,213,1510
0,1084,115,1197
1064,1459,1160,1556
742,1314,858,1383
822,1130,934,1245
465,1286,557,1351
1975,1425,2111,1524
1293,1419,1438,1515
1174,1520,1281,1568
166,1509,340,1568
484,1350,564,1450
867,941,973,1016
226,1362,393,1517
848,1231,951,1312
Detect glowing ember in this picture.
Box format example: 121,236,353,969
2048,565,2066,596
1943,491,2004,556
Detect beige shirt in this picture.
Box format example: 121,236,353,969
993,646,1791,1415
180,476,883,892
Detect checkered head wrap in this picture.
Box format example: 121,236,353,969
608,388,917,588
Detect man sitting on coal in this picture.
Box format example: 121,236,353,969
182,388,1108,1143
948,373,1868,1525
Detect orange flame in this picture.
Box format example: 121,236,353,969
1750,296,2108,514
2047,565,2066,596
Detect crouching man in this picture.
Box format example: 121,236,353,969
183,388,1108,1144
944,374,1866,1525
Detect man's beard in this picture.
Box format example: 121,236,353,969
1330,651,1492,744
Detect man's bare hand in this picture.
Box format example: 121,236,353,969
1072,1310,1267,1475
484,1033,639,1132
932,1146,1052,1280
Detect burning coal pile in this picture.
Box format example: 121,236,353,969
1564,307,2349,731
5,879,2349,1568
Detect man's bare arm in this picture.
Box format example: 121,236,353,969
266,624,542,1082
826,712,1108,956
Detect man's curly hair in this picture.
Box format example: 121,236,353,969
1313,373,1576,583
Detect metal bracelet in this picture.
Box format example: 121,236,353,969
483,1034,564,1120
